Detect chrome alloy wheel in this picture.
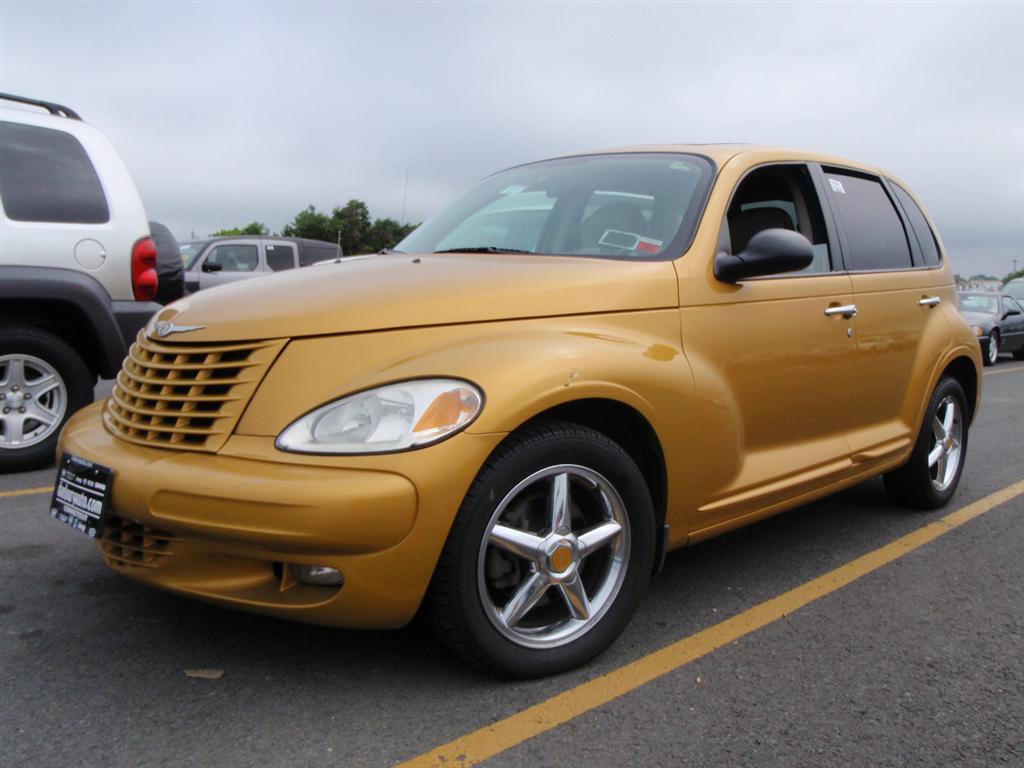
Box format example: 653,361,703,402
928,395,963,492
987,334,999,365
0,354,67,450
477,464,630,649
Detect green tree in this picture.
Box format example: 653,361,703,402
282,200,417,255
366,217,417,253
1002,269,1024,285
211,221,269,236
282,206,334,242
329,200,372,256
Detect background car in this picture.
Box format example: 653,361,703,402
181,236,341,293
958,291,1024,364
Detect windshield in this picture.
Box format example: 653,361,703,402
397,153,714,260
180,240,209,271
958,293,998,314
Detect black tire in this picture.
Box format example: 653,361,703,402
0,326,93,472
883,376,969,510
982,331,999,366
1013,348,1024,361
429,419,656,677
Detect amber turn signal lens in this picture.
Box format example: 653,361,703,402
414,389,475,434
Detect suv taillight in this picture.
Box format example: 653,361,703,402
131,237,159,301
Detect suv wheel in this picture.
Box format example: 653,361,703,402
883,376,969,510
0,327,93,472
429,420,655,677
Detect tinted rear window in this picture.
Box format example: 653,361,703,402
825,170,911,271
265,243,296,271
0,121,110,223
890,182,941,267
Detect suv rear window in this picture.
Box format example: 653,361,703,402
0,122,110,224
825,169,911,271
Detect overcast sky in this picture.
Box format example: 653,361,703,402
2,1,1022,276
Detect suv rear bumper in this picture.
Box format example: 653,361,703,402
111,299,161,348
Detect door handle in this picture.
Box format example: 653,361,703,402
824,304,857,318
918,296,941,307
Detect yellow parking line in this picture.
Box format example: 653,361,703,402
394,479,1024,768
0,486,51,499
984,365,1024,376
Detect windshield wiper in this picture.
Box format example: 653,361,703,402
377,248,404,254
433,246,532,254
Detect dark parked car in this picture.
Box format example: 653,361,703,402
958,292,1024,365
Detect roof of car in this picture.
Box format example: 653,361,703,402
563,144,883,175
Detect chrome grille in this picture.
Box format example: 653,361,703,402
103,330,285,452
100,516,176,569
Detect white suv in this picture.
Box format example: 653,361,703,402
0,93,162,471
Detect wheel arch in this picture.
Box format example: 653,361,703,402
515,397,669,571
0,267,126,379
940,354,980,424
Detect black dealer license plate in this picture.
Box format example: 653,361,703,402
50,453,113,539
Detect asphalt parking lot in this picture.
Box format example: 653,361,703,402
2,363,1022,768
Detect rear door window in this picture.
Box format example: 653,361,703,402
265,243,297,271
0,121,110,223
824,169,912,271
890,182,941,267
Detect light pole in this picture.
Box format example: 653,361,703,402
403,165,411,225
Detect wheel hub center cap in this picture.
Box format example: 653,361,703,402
548,542,574,574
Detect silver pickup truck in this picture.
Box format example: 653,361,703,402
181,236,341,293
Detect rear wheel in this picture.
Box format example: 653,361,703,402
0,327,93,472
883,376,969,510
429,420,655,677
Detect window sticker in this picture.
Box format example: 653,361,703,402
829,178,846,194
499,185,528,196
668,161,693,171
636,237,663,254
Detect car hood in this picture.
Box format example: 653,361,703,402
961,311,995,330
151,252,679,342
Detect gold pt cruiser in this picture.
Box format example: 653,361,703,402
54,146,982,676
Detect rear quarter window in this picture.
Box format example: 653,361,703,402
0,121,110,224
891,182,942,267
825,169,911,271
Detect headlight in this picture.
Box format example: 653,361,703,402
276,378,483,454
971,325,984,337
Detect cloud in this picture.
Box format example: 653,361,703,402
2,1,1021,275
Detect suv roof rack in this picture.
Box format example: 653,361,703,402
0,92,82,120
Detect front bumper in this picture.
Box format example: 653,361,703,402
60,402,504,628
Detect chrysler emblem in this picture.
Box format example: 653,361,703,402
153,321,207,338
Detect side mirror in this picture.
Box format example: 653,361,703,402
1004,307,1021,318
202,261,223,273
714,228,814,283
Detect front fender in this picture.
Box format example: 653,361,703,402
236,311,692,446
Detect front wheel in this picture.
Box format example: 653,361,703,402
983,331,999,366
429,420,655,677
883,376,969,510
